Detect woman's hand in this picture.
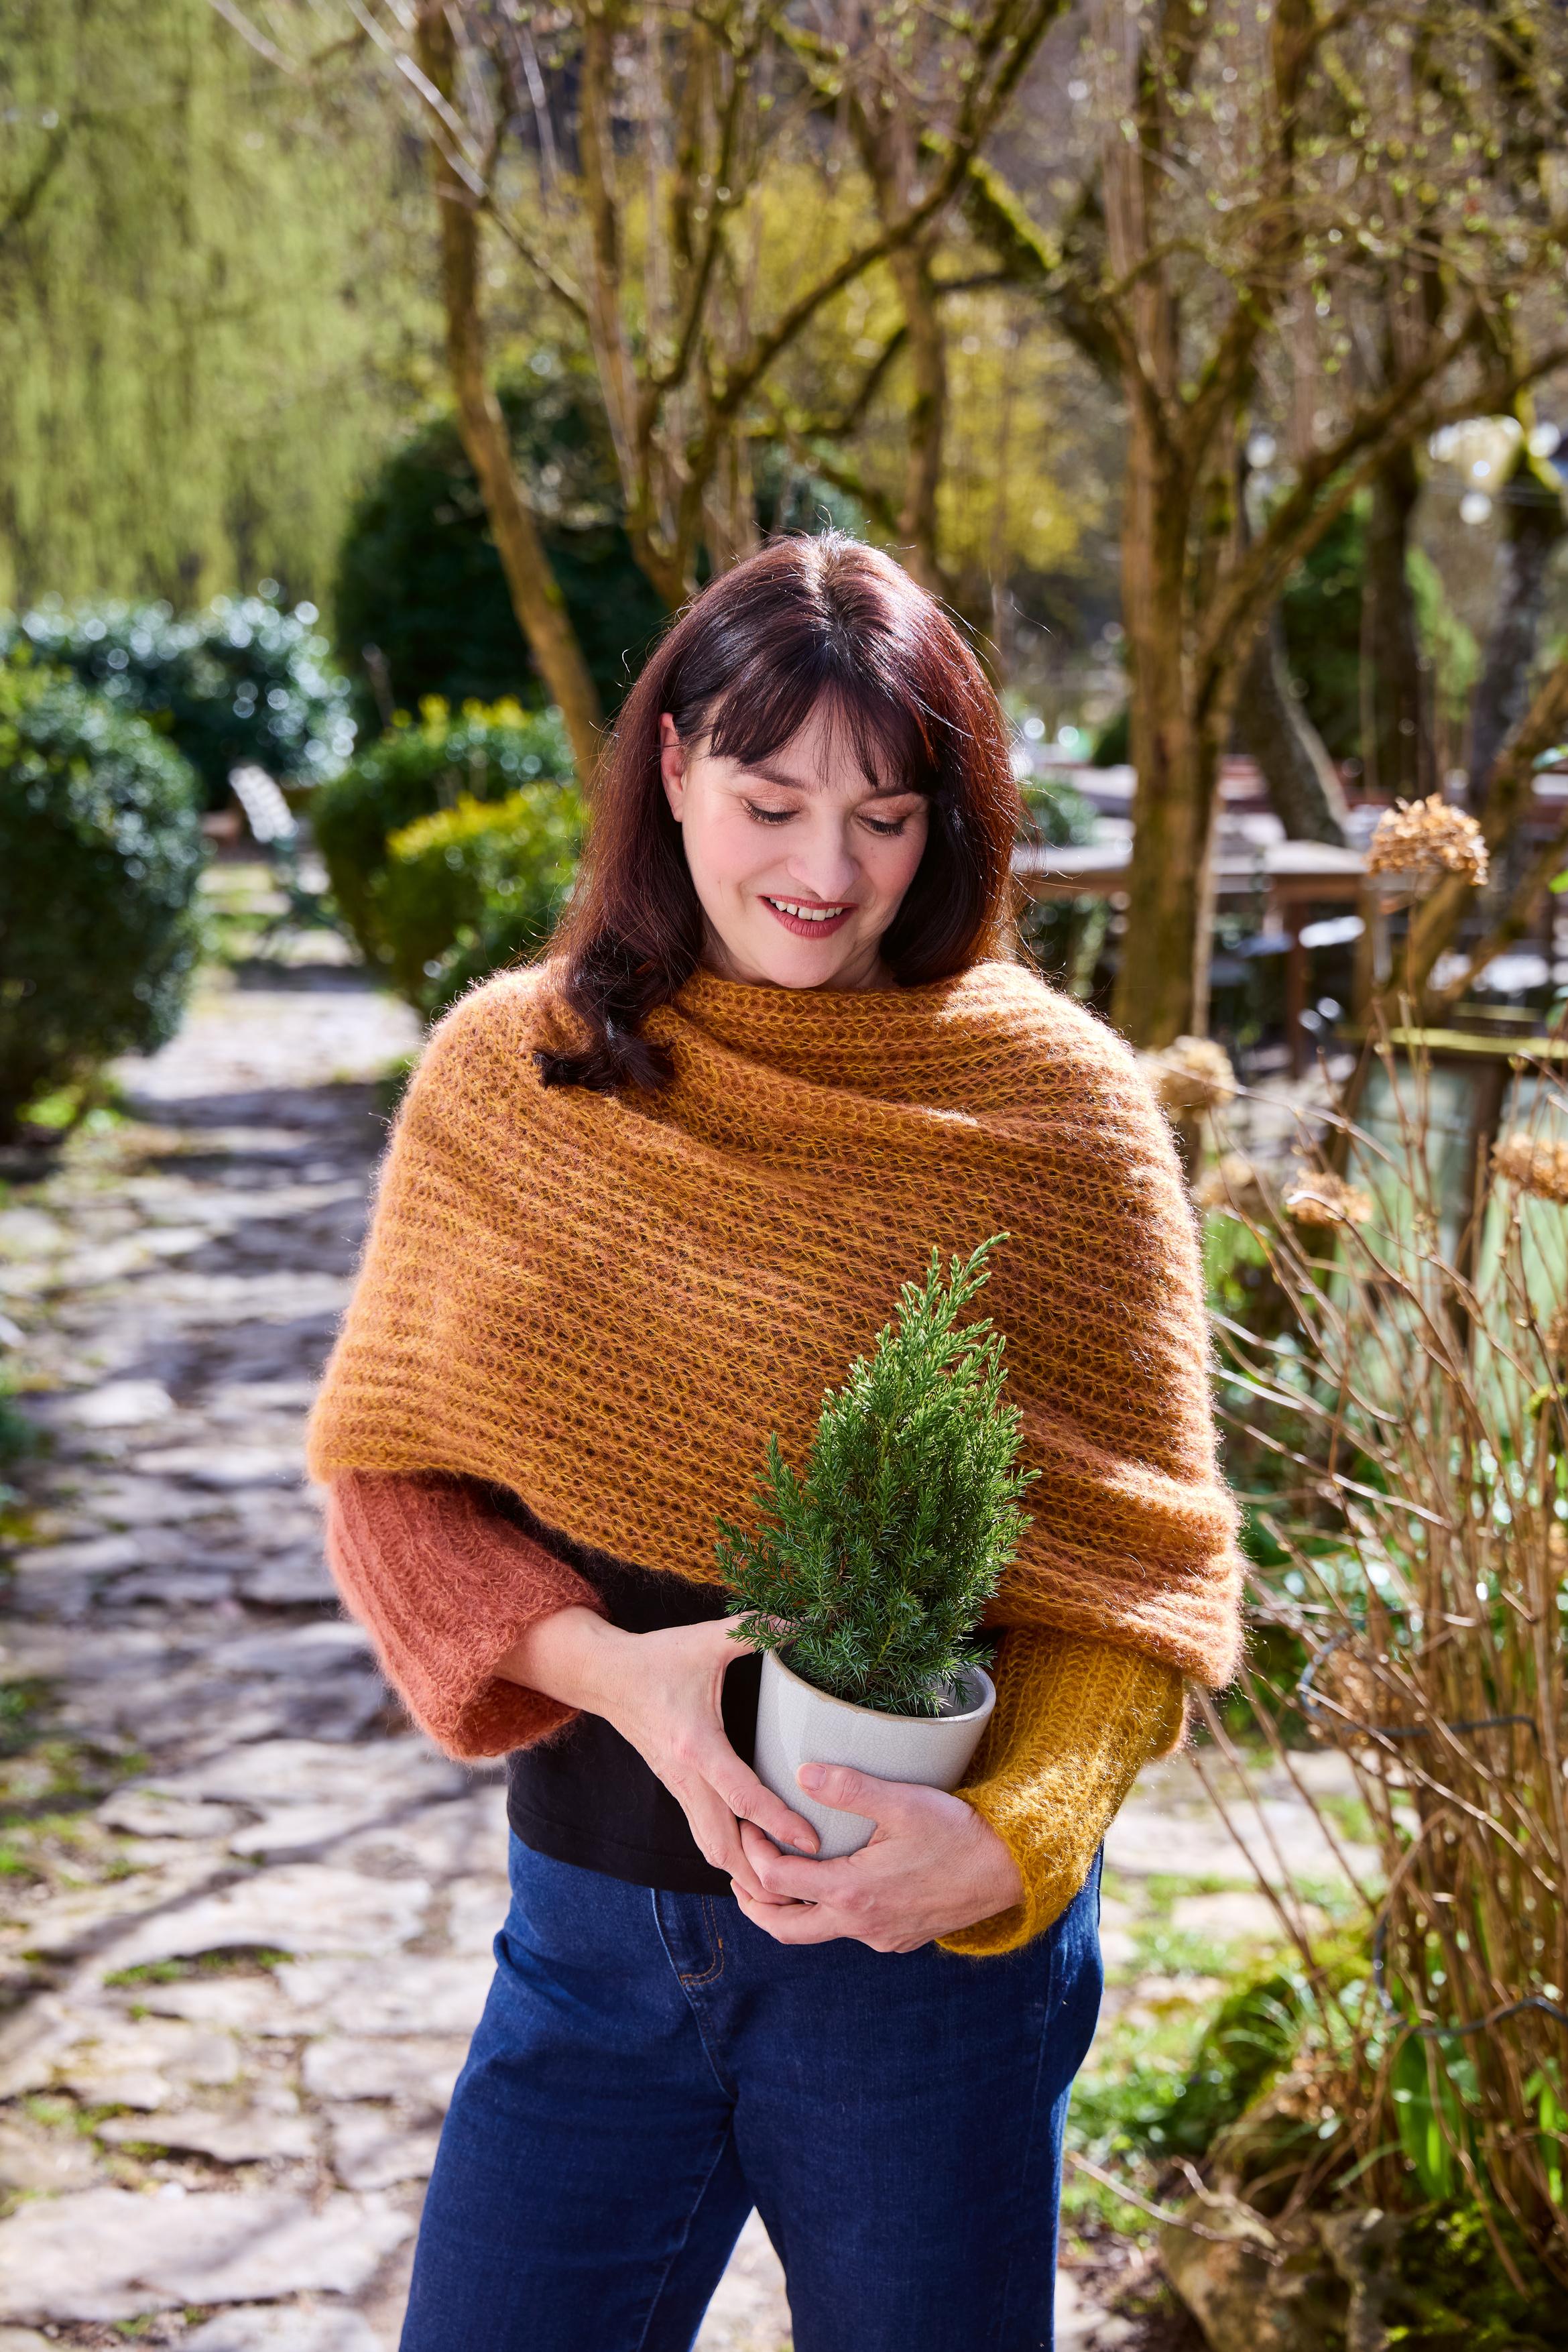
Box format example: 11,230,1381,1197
733,1765,1025,1952
497,1606,819,1901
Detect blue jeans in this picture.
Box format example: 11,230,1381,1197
400,1836,1103,2352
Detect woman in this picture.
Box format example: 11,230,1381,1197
307,532,1242,2352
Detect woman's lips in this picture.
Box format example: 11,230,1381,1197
761,896,857,939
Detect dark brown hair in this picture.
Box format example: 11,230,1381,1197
536,530,1020,1094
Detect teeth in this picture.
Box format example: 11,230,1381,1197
768,900,849,922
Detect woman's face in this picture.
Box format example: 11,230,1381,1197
658,703,930,991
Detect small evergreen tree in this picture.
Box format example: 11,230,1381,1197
717,1238,1036,1718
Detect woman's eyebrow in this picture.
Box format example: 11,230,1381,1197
743,759,918,799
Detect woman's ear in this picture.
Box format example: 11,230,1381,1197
658,713,686,821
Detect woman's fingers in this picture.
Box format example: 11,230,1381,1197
681,1680,819,1853
795,1761,913,1825
739,1823,855,1905
736,1821,817,1905
676,1774,766,1899
709,1747,819,1857
734,1883,842,1944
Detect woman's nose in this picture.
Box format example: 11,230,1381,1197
785,815,859,900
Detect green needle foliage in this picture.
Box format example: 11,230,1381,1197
717,1236,1036,1718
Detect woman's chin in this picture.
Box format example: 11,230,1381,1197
736,929,873,990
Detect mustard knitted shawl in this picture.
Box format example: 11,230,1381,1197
307,958,1244,1687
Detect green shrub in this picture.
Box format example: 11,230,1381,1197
333,361,669,734
310,696,573,977
0,591,355,809
0,662,204,1138
332,362,861,738
374,784,585,1009
718,1240,1035,1717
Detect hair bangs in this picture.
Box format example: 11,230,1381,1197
702,666,941,801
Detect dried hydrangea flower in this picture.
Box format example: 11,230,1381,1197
1365,794,1488,890
1196,1152,1269,1218
1546,1297,1568,1368
1492,1132,1568,1204
1148,1035,1238,1116
1282,1170,1373,1228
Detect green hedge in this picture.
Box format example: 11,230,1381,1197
379,788,585,1012
334,363,668,733
0,662,204,1138
0,591,355,808
311,696,577,995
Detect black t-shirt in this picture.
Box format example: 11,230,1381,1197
489,1490,760,1898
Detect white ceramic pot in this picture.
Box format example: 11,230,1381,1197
751,1649,997,1860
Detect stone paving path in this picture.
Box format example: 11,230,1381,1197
0,931,1363,2350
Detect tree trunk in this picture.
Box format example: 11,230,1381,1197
416,3,603,782
1111,410,1221,1048
886,239,948,595
1402,653,1568,1008
1360,440,1430,801
1467,434,1565,908
1235,613,1351,843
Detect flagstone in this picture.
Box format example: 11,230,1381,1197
185,2306,383,2352
94,1865,430,1970
278,1954,493,2039
0,2184,412,2322
57,2017,242,2109
301,2036,466,2110
328,2107,441,2190
98,2106,316,2164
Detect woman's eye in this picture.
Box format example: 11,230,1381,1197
862,813,911,837
742,800,794,825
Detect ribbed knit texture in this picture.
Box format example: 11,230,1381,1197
326,1470,604,1757
940,1628,1184,1956
326,1467,1184,1956
308,959,1244,1686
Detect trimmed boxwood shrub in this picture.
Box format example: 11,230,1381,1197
311,697,575,980
332,359,861,736
377,786,585,1010
0,591,355,808
0,662,204,1138
334,361,669,733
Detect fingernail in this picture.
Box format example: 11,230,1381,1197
798,1763,825,1791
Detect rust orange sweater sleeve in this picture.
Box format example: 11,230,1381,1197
325,1470,605,1761
939,1629,1186,1959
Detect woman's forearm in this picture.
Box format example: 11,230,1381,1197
496,1604,641,1719
325,1471,604,1760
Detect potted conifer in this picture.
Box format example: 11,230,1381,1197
717,1237,1035,1859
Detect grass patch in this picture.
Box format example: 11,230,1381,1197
1065,2003,1211,2246
22,2095,117,2137
1313,1787,1374,1844
0,1682,51,1760
104,1946,289,1987
1065,1958,1333,2247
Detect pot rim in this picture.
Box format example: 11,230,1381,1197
762,1647,996,1729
